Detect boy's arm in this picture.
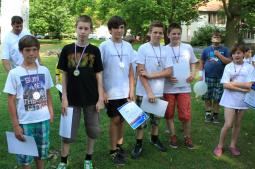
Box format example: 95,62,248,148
46,89,54,123
8,94,25,141
128,64,135,101
229,82,253,90
137,64,156,103
61,71,68,115
187,63,196,83
96,71,105,112
214,50,231,64
140,67,171,79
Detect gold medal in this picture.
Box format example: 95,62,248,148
73,69,80,76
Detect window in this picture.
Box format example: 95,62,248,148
208,12,225,24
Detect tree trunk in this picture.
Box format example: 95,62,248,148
224,15,240,48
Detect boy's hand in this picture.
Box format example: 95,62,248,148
14,125,25,142
148,92,156,103
140,70,152,79
50,113,54,123
96,98,104,112
128,92,135,102
214,50,221,58
61,97,68,116
103,91,108,104
186,75,195,83
169,77,178,84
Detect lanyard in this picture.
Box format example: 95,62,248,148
74,43,87,70
113,40,123,62
151,43,161,67
171,44,180,63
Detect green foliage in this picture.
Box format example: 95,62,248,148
191,25,225,46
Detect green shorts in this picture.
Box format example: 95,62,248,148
16,120,50,165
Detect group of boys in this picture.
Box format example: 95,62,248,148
2,15,233,169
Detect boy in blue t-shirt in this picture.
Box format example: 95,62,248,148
199,31,231,123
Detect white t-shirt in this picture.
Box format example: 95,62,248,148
100,39,136,100
243,57,253,64
220,62,255,109
164,43,198,94
1,30,31,69
3,65,53,124
136,42,173,97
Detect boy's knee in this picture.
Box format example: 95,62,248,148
87,126,100,139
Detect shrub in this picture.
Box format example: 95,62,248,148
191,25,225,46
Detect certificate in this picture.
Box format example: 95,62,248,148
118,102,149,129
140,97,168,117
244,89,255,109
173,61,190,87
59,107,73,138
6,131,39,156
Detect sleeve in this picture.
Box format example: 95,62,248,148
3,71,17,95
45,68,54,89
247,66,255,82
224,47,230,58
99,43,105,63
93,47,104,73
57,45,68,72
201,48,207,62
136,45,146,65
1,38,10,60
220,65,231,83
189,45,198,64
252,55,255,61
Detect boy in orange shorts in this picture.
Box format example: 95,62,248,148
164,23,198,149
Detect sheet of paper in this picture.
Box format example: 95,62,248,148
59,107,73,138
140,97,168,117
55,84,62,93
173,61,190,87
244,90,255,109
118,102,149,129
6,131,38,156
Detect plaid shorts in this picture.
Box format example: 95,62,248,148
202,77,223,102
16,120,50,165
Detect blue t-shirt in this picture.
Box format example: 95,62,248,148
201,45,230,78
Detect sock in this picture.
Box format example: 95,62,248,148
110,149,117,155
61,155,68,164
85,154,92,160
136,139,143,145
213,112,218,116
151,135,158,142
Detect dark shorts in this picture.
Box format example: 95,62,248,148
202,77,223,102
106,98,128,118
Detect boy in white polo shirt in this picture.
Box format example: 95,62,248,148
131,21,173,159
99,16,136,166
164,23,198,149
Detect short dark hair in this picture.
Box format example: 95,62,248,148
19,35,40,51
75,15,93,29
231,43,245,56
11,16,23,25
167,23,182,34
107,16,126,30
212,30,221,37
148,21,164,33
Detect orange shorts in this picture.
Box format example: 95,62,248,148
164,93,191,121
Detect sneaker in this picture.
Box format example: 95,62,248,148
111,151,125,166
150,138,167,152
205,111,212,123
212,114,220,124
131,143,143,159
169,135,178,149
213,146,223,157
229,147,240,156
117,146,127,158
57,162,67,169
184,137,194,149
84,160,93,169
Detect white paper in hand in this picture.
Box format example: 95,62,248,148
6,131,39,156
140,97,168,117
55,84,62,93
173,62,190,87
59,107,73,138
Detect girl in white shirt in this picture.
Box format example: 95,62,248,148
214,44,255,157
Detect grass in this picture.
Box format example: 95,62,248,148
0,40,255,169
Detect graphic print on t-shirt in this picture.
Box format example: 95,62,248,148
67,52,95,68
20,74,47,111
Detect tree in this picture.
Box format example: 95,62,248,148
222,0,255,47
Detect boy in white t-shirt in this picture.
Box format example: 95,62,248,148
131,21,173,159
163,23,198,149
99,16,135,166
3,35,54,169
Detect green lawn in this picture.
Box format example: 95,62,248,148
0,40,255,169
